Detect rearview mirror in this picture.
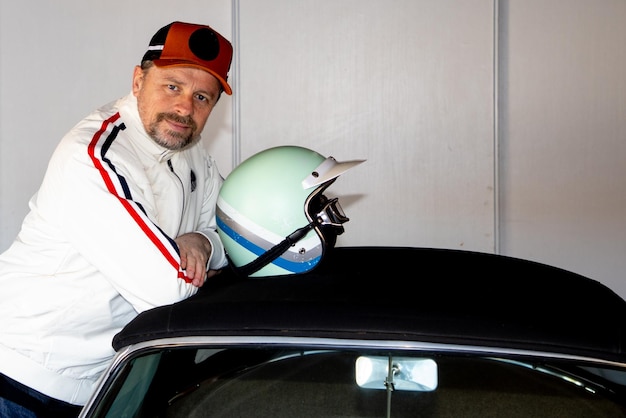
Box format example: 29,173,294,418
355,355,438,392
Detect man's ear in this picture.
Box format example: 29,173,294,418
132,65,144,96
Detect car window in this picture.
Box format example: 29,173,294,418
90,347,626,418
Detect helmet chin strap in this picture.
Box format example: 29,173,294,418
232,222,316,278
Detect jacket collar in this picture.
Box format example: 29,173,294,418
118,92,178,163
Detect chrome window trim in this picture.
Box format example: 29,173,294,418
110,335,626,371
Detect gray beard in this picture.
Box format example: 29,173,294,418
148,113,199,150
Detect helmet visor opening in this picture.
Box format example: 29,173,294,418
311,195,348,228
305,181,348,252
305,180,349,230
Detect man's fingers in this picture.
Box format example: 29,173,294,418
175,232,212,287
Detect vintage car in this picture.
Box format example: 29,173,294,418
78,246,626,417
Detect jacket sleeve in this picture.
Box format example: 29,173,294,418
43,122,199,313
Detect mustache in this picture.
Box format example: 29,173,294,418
156,113,197,131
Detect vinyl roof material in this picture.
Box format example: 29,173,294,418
113,247,626,363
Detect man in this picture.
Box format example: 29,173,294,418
0,21,232,417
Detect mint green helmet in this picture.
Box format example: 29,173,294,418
217,146,364,277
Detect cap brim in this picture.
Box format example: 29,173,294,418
152,59,232,95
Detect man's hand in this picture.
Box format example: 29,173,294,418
175,232,220,287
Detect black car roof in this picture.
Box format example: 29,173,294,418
113,246,626,363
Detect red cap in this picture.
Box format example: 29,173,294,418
142,22,233,95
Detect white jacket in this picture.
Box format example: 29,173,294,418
0,92,228,405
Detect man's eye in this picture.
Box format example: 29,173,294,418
196,94,215,106
167,84,178,91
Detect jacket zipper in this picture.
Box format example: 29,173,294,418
167,159,185,230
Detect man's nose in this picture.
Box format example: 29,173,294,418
174,94,194,115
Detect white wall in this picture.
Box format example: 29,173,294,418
499,0,626,299
1,0,625,301
236,0,496,252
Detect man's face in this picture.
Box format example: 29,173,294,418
132,64,222,150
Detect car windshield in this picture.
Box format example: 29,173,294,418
86,345,626,418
